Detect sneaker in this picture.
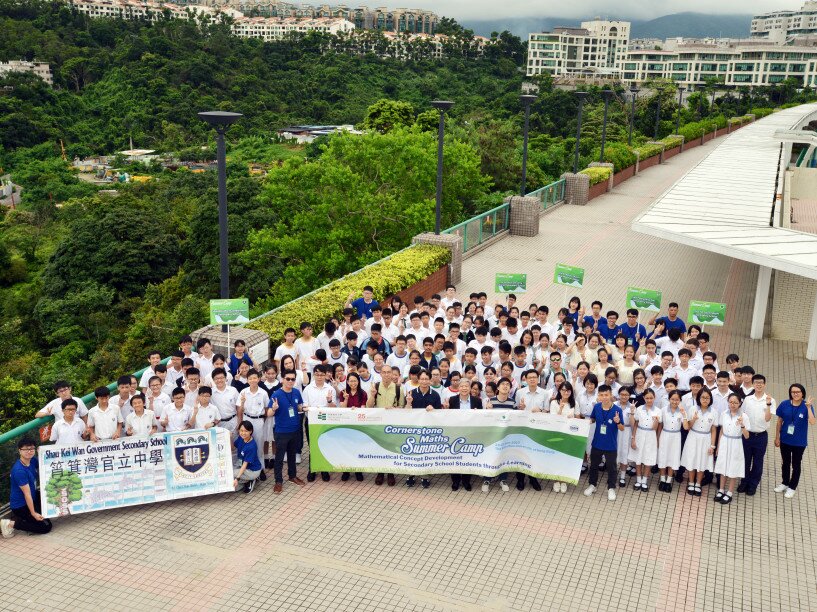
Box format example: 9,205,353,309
421,478,431,489
406,476,416,487
553,481,560,493
482,481,490,492
500,481,510,492
560,482,567,493
785,488,796,499
583,485,597,496
295,453,302,464
607,488,616,501
0,519,15,539
774,483,788,493
244,479,256,494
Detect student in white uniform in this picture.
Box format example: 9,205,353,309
657,391,684,492
681,387,717,497
125,394,156,437
192,387,221,429
138,351,162,392
211,368,240,435
49,400,86,445
162,389,194,433
714,394,751,505
87,387,123,442
577,374,599,472
615,387,635,488
109,375,134,425
630,389,660,491
145,376,172,433
237,369,271,480
36,381,89,421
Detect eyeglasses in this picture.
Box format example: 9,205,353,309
284,377,296,382
20,447,36,452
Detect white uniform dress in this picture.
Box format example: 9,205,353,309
657,407,683,470
576,388,598,454
680,406,716,472
630,405,660,465
616,402,635,466
714,412,746,479
239,387,269,466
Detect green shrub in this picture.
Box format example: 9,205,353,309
579,166,612,185
246,245,451,344
749,108,775,118
633,143,663,160
590,142,637,172
660,135,684,149
679,122,705,141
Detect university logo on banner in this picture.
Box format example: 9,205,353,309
170,432,214,480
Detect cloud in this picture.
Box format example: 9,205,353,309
375,1,791,20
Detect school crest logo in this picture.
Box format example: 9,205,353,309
318,411,327,421
173,433,211,473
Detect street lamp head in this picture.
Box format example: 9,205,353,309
601,89,613,99
198,111,244,128
629,84,640,94
519,94,538,107
574,91,589,99
431,100,454,112
677,86,686,93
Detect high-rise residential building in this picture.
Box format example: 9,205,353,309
0,60,53,85
526,19,630,78
751,2,817,39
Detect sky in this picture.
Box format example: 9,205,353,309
376,1,799,21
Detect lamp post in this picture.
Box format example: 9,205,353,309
675,86,685,135
697,84,706,145
519,94,537,196
198,110,243,329
654,90,662,139
710,86,717,112
431,100,454,234
573,91,588,174
599,89,613,163
628,84,639,147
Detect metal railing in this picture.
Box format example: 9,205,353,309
441,178,566,254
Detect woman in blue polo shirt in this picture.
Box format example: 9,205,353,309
773,384,816,499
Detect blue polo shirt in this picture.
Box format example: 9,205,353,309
235,437,262,471
617,322,647,351
582,315,603,330
351,297,379,320
270,388,304,434
598,324,620,343
410,388,441,409
9,457,38,511
229,353,253,376
655,316,686,337
777,400,810,447
590,403,623,452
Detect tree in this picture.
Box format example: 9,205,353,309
45,471,83,516
0,375,48,434
361,99,416,133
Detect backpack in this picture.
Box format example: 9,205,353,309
375,382,402,407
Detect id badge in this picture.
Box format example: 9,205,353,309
288,408,295,418
599,425,607,435
787,424,795,436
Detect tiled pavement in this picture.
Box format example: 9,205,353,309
2,139,816,612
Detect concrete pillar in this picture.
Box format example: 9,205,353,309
589,161,614,191
634,150,641,175
506,195,541,237
750,265,772,340
412,232,462,284
560,172,589,206
807,296,817,361
191,327,271,366
647,141,666,163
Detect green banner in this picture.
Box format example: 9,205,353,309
495,273,527,293
209,298,250,325
307,408,589,483
626,287,662,312
688,301,726,326
553,263,585,288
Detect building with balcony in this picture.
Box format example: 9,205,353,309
0,60,53,85
751,2,817,39
526,19,630,78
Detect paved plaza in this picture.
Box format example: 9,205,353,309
2,138,816,611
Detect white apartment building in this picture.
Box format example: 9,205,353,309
0,60,53,85
622,45,817,88
231,16,354,41
527,19,630,78
752,2,817,39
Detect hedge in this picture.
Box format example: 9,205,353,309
633,143,663,160
749,107,775,118
246,244,451,345
595,142,637,172
579,166,612,185
659,135,684,149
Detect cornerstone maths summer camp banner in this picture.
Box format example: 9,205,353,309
308,408,590,483
38,428,234,519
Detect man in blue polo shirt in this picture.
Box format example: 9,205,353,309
617,309,648,352
346,286,379,321
1,438,52,538
597,311,620,343
405,370,441,489
583,385,624,501
270,370,308,494
648,302,687,339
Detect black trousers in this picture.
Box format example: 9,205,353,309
451,474,471,487
12,496,52,535
588,448,617,490
273,430,300,483
780,442,806,490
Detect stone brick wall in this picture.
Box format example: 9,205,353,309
588,179,608,201
613,165,635,186
507,195,541,237
771,271,817,341
412,232,462,284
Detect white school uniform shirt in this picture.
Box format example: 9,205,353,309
317,331,340,354
109,394,134,424
655,336,684,361
163,367,184,395
681,393,699,411
440,296,457,310
689,406,716,434
502,329,521,345
302,383,337,407
50,418,86,445
639,353,661,373
662,406,684,432
670,364,700,391
138,367,156,391
164,404,193,432
126,410,155,437
548,399,575,418
43,396,89,420
689,354,704,372
536,321,558,342
511,362,529,386
386,351,410,372
328,352,349,368
87,405,123,440
195,354,215,382
634,405,661,428
741,393,776,433
576,387,598,418
193,403,221,429
294,337,321,368
239,387,270,418
516,386,551,412
711,387,731,418
211,384,240,420
648,383,668,407
184,386,199,408
146,392,172,427
274,344,297,366
203,369,233,388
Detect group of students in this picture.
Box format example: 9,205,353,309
3,284,814,537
